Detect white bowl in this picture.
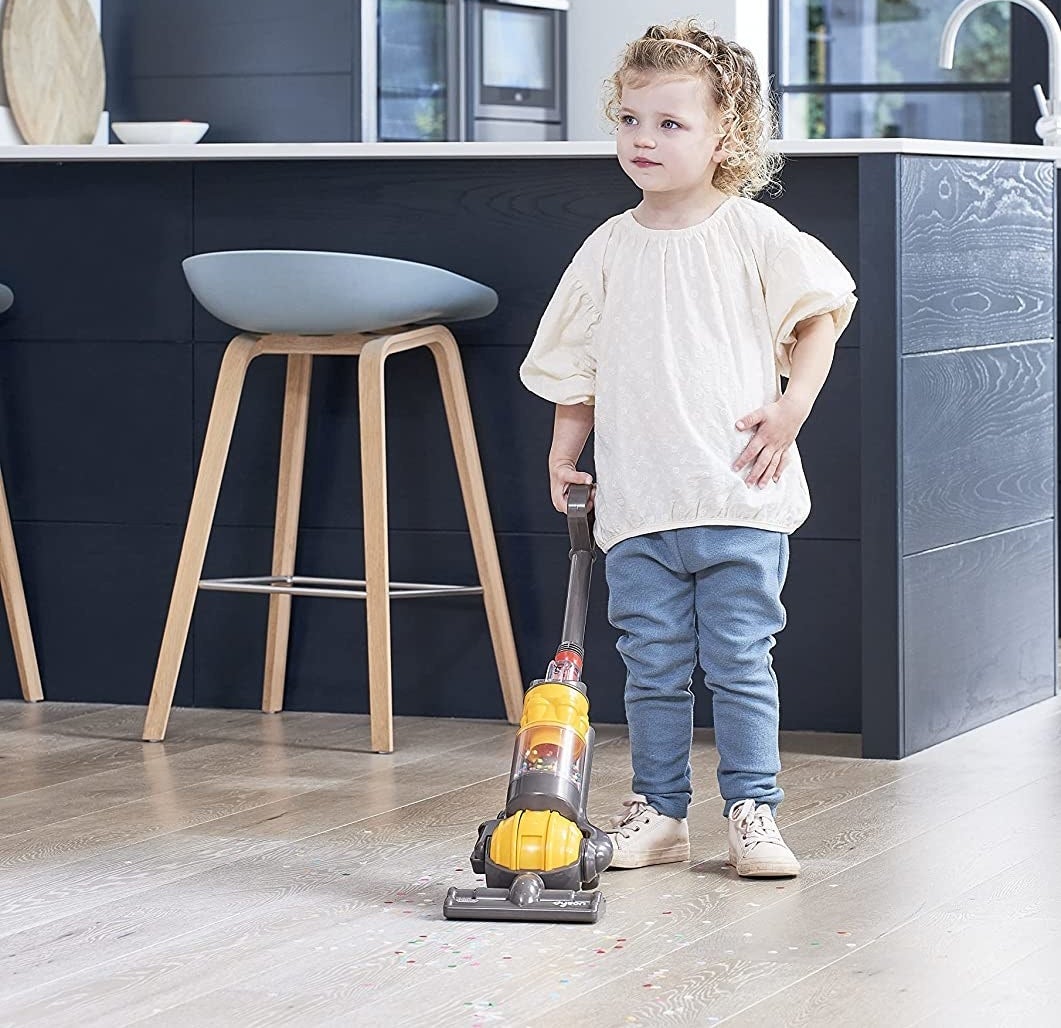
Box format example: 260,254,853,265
112,121,209,144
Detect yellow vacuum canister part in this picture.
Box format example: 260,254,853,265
520,682,590,738
489,809,583,872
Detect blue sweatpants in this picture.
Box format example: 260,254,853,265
604,525,789,819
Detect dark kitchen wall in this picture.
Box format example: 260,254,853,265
102,0,362,141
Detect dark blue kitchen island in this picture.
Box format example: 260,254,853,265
0,138,1054,757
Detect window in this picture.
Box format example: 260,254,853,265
771,1,1012,141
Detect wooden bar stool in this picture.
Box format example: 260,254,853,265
0,282,43,702
142,251,523,751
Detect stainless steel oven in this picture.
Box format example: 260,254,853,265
467,0,567,139
363,0,567,142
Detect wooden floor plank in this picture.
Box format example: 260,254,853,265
535,775,1061,1027
0,710,518,857
909,938,1061,1028
0,722,830,983
329,698,1061,1026
16,751,896,1026
0,710,509,838
0,701,119,732
723,849,1061,1026
0,697,1055,1027
0,738,632,1021
0,717,522,936
0,707,265,798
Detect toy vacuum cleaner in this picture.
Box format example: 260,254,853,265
443,483,613,924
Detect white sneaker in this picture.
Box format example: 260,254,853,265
727,799,801,878
605,793,690,869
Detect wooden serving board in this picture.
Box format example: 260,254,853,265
1,0,104,144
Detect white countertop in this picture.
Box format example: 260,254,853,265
1,137,1059,163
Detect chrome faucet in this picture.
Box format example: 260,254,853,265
940,0,1061,145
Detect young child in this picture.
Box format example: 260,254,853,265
519,20,856,878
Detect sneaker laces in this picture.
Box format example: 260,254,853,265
731,799,784,850
610,795,654,837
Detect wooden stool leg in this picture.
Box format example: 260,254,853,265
0,466,42,702
428,329,524,725
262,354,313,713
143,336,258,742
358,338,394,752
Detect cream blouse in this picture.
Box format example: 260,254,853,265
519,195,858,552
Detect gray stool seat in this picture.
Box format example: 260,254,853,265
0,283,13,315
183,250,498,335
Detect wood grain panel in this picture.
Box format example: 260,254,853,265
902,341,1054,554
902,521,1055,755
1,0,105,144
900,157,1054,354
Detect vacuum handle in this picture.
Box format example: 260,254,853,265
560,483,595,652
566,483,594,553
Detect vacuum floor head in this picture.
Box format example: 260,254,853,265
443,872,605,924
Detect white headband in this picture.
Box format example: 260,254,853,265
659,38,714,61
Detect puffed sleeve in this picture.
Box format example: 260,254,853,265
765,232,857,377
519,260,601,406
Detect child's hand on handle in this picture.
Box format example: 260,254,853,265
733,394,811,489
550,459,594,513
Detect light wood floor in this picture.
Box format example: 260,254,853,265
0,696,1058,1027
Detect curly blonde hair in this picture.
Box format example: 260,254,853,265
603,19,783,197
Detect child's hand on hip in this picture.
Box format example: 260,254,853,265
733,394,811,488
550,460,594,513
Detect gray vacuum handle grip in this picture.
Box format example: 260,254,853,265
566,483,593,553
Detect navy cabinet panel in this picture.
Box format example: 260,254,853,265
903,341,1054,554
104,0,355,78
189,528,858,733
191,342,577,538
0,341,193,525
773,539,861,734
192,159,640,343
0,523,190,706
796,348,860,540
102,0,358,143
192,527,620,722
902,521,1055,754
116,76,355,144
901,157,1054,354
0,163,192,342
760,156,860,350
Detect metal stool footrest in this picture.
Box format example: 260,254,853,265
198,575,484,600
